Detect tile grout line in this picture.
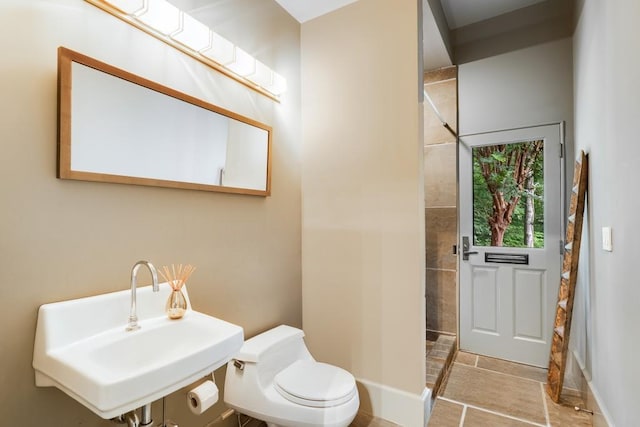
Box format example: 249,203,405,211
438,396,546,427
458,404,467,427
436,396,464,407
540,382,551,427
456,361,547,384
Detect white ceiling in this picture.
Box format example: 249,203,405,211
273,0,547,28
267,0,551,72
174,0,552,71
274,0,359,23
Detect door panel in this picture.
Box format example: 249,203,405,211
459,124,563,367
513,269,544,340
471,267,498,333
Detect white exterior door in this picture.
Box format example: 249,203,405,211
459,124,563,367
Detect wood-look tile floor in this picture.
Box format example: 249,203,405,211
246,408,398,427
428,351,593,427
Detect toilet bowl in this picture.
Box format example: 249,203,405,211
224,325,359,427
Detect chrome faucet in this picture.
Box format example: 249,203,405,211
126,260,159,332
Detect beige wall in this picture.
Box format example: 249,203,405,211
423,67,458,335
0,0,300,425
300,0,426,416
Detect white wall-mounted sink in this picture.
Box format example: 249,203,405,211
32,283,243,419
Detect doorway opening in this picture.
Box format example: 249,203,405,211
423,66,458,394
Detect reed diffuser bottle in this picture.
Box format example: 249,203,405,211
159,264,196,319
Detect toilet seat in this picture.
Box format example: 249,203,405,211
274,360,357,408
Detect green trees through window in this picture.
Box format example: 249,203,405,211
472,140,544,248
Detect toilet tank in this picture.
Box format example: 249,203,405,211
230,325,313,389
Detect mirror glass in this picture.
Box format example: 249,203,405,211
58,47,272,196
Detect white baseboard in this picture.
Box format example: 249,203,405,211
586,377,615,427
356,378,431,426
570,350,614,427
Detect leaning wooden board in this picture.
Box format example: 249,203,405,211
546,150,589,402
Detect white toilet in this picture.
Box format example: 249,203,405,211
224,325,359,427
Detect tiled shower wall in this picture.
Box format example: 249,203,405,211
424,67,458,335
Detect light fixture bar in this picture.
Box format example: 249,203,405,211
171,12,211,52
135,0,180,35
201,31,235,65
104,0,144,14
85,0,285,101
226,47,256,76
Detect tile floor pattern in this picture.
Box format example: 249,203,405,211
428,351,593,427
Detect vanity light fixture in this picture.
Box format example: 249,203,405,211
85,0,287,101
173,12,210,51
226,46,256,76
136,0,180,35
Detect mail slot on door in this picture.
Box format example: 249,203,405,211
485,253,529,265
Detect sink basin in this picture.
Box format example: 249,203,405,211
32,283,243,419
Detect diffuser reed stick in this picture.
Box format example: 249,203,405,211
159,264,196,291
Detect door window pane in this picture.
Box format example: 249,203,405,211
472,140,544,248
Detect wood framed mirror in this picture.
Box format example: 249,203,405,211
58,47,272,196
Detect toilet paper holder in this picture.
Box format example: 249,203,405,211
187,374,219,415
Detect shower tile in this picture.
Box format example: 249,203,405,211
424,143,457,207
427,358,445,373
437,334,456,346
429,335,456,361
426,357,445,390
424,80,457,146
426,334,457,393
425,207,457,269
424,66,457,84
429,349,451,361
442,363,546,424
426,269,457,334
426,330,440,341
426,374,439,389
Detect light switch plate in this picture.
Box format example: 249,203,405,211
602,227,613,251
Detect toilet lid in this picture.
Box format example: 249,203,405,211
274,360,357,408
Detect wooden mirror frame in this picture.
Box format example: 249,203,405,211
58,47,272,196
